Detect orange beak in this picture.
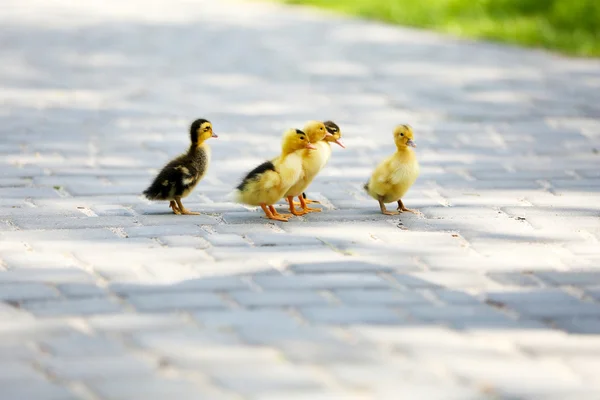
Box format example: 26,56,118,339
305,143,317,150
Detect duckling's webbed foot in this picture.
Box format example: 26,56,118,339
287,196,308,216
397,199,417,214
298,196,321,213
261,204,288,222
175,197,201,215
169,200,182,215
293,193,320,206
379,198,399,216
268,205,292,219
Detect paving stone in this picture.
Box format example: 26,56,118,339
194,309,300,329
300,306,404,325
252,274,391,290
289,260,399,274
0,382,78,400
126,291,227,312
204,233,250,247
57,283,107,298
87,313,189,332
22,297,122,317
40,334,127,357
0,283,59,301
88,377,215,400
111,276,251,294
123,224,205,238
41,356,155,380
534,270,600,287
229,290,330,307
333,289,428,305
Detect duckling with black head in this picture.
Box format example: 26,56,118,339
143,118,217,215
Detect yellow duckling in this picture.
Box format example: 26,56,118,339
299,120,346,205
284,121,333,216
364,124,419,215
235,128,316,222
143,118,217,215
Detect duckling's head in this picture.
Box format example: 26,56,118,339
302,120,331,143
323,120,345,148
282,128,317,154
393,124,416,149
190,119,217,146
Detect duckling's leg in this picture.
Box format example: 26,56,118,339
397,199,417,214
299,195,321,213
293,192,320,206
260,204,288,222
268,205,292,219
175,197,201,215
379,198,399,215
169,200,182,215
287,196,308,216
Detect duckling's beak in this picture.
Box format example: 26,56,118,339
334,138,345,148
212,132,218,138
406,139,416,148
306,143,317,150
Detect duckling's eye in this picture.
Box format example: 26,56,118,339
400,133,404,136
300,136,305,140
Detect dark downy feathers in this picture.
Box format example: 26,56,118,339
236,161,276,191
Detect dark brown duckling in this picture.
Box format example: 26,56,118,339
143,118,217,215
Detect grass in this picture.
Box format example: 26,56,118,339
278,0,600,57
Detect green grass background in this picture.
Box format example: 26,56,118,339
278,0,600,57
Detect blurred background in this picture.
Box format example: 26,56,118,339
279,0,600,57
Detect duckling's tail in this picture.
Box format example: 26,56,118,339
363,180,370,193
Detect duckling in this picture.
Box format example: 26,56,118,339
299,120,345,205
284,121,333,216
364,124,419,215
236,128,316,222
143,118,217,215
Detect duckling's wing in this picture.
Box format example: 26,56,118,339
236,160,276,192
143,155,188,200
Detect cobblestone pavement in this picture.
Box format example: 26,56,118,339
2,0,600,399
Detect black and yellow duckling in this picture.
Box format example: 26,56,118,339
235,128,316,222
143,118,217,215
299,120,345,206
364,124,419,215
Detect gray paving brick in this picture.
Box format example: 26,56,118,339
123,224,205,238
229,290,330,307
300,306,404,325
534,270,600,287
484,289,582,306
204,233,250,247
512,301,600,319
246,232,323,246
40,334,127,357
333,289,428,305
41,355,155,380
208,364,326,396
252,273,390,290
57,283,107,298
126,291,226,312
0,187,60,199
87,313,188,332
194,309,300,329
430,289,482,305
289,260,399,274
407,304,508,322
111,276,251,294
0,382,78,400
22,297,122,317
0,361,44,381
88,377,214,400
553,318,600,334
0,283,59,301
